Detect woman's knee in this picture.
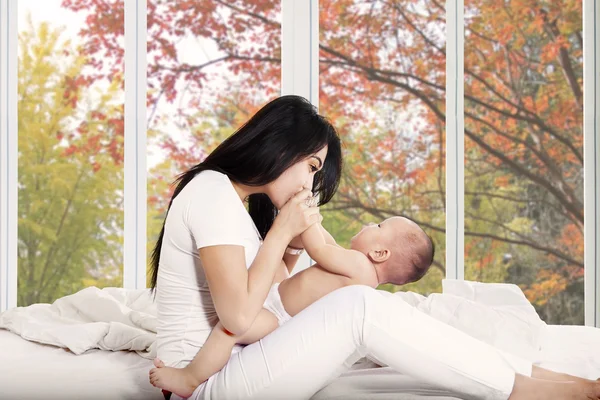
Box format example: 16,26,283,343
327,284,374,302
322,285,377,315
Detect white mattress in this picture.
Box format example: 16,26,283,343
0,329,163,400
0,325,598,400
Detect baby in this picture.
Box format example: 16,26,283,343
149,215,435,399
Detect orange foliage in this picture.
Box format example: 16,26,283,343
63,0,585,314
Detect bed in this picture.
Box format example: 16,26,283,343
0,281,599,400
0,328,163,400
312,324,600,399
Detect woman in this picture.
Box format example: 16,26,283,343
150,95,600,400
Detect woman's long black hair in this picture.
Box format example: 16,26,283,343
149,95,343,293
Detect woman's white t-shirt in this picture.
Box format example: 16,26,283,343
155,170,262,368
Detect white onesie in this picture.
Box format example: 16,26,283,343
262,283,292,326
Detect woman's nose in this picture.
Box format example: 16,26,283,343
304,177,315,190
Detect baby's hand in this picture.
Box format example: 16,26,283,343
149,358,200,399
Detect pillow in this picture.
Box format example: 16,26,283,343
408,279,546,361
442,279,536,309
416,292,543,361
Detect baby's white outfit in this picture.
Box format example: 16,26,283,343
262,282,292,326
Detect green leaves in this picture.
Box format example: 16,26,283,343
17,17,124,306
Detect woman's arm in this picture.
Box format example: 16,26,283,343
201,189,320,336
200,231,289,336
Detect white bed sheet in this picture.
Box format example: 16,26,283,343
0,324,598,400
1,324,598,400
0,329,163,400
310,324,600,400
2,280,600,400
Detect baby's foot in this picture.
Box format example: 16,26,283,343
149,358,199,399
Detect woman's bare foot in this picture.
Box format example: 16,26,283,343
149,358,202,399
532,366,599,386
510,374,600,400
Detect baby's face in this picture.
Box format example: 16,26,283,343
350,216,410,253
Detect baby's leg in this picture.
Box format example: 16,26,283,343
150,322,237,398
236,308,279,344
149,309,279,398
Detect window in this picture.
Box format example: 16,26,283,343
464,0,583,325
2,0,597,326
144,1,282,284
319,0,446,295
17,0,124,306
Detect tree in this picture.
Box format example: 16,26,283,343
64,0,584,324
17,17,124,305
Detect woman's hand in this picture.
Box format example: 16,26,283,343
271,188,322,243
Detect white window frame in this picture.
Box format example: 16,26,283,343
123,0,147,289
1,0,599,327
584,0,600,327
446,0,465,281
281,0,319,273
0,0,17,312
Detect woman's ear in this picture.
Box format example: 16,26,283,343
367,248,391,263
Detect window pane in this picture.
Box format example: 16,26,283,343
319,0,446,295
17,0,125,306
145,1,282,286
464,1,583,324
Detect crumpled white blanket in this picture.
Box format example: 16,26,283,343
0,286,158,359
0,280,546,362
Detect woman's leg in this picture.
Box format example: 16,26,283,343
531,365,600,384
151,310,279,398
177,285,598,400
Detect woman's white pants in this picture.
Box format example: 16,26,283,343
175,285,532,400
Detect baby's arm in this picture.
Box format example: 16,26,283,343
149,309,278,398
319,224,344,247
300,223,370,277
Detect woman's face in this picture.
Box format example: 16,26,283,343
266,146,329,209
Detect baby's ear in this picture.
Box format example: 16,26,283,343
367,248,391,263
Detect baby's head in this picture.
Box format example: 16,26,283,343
349,216,435,285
